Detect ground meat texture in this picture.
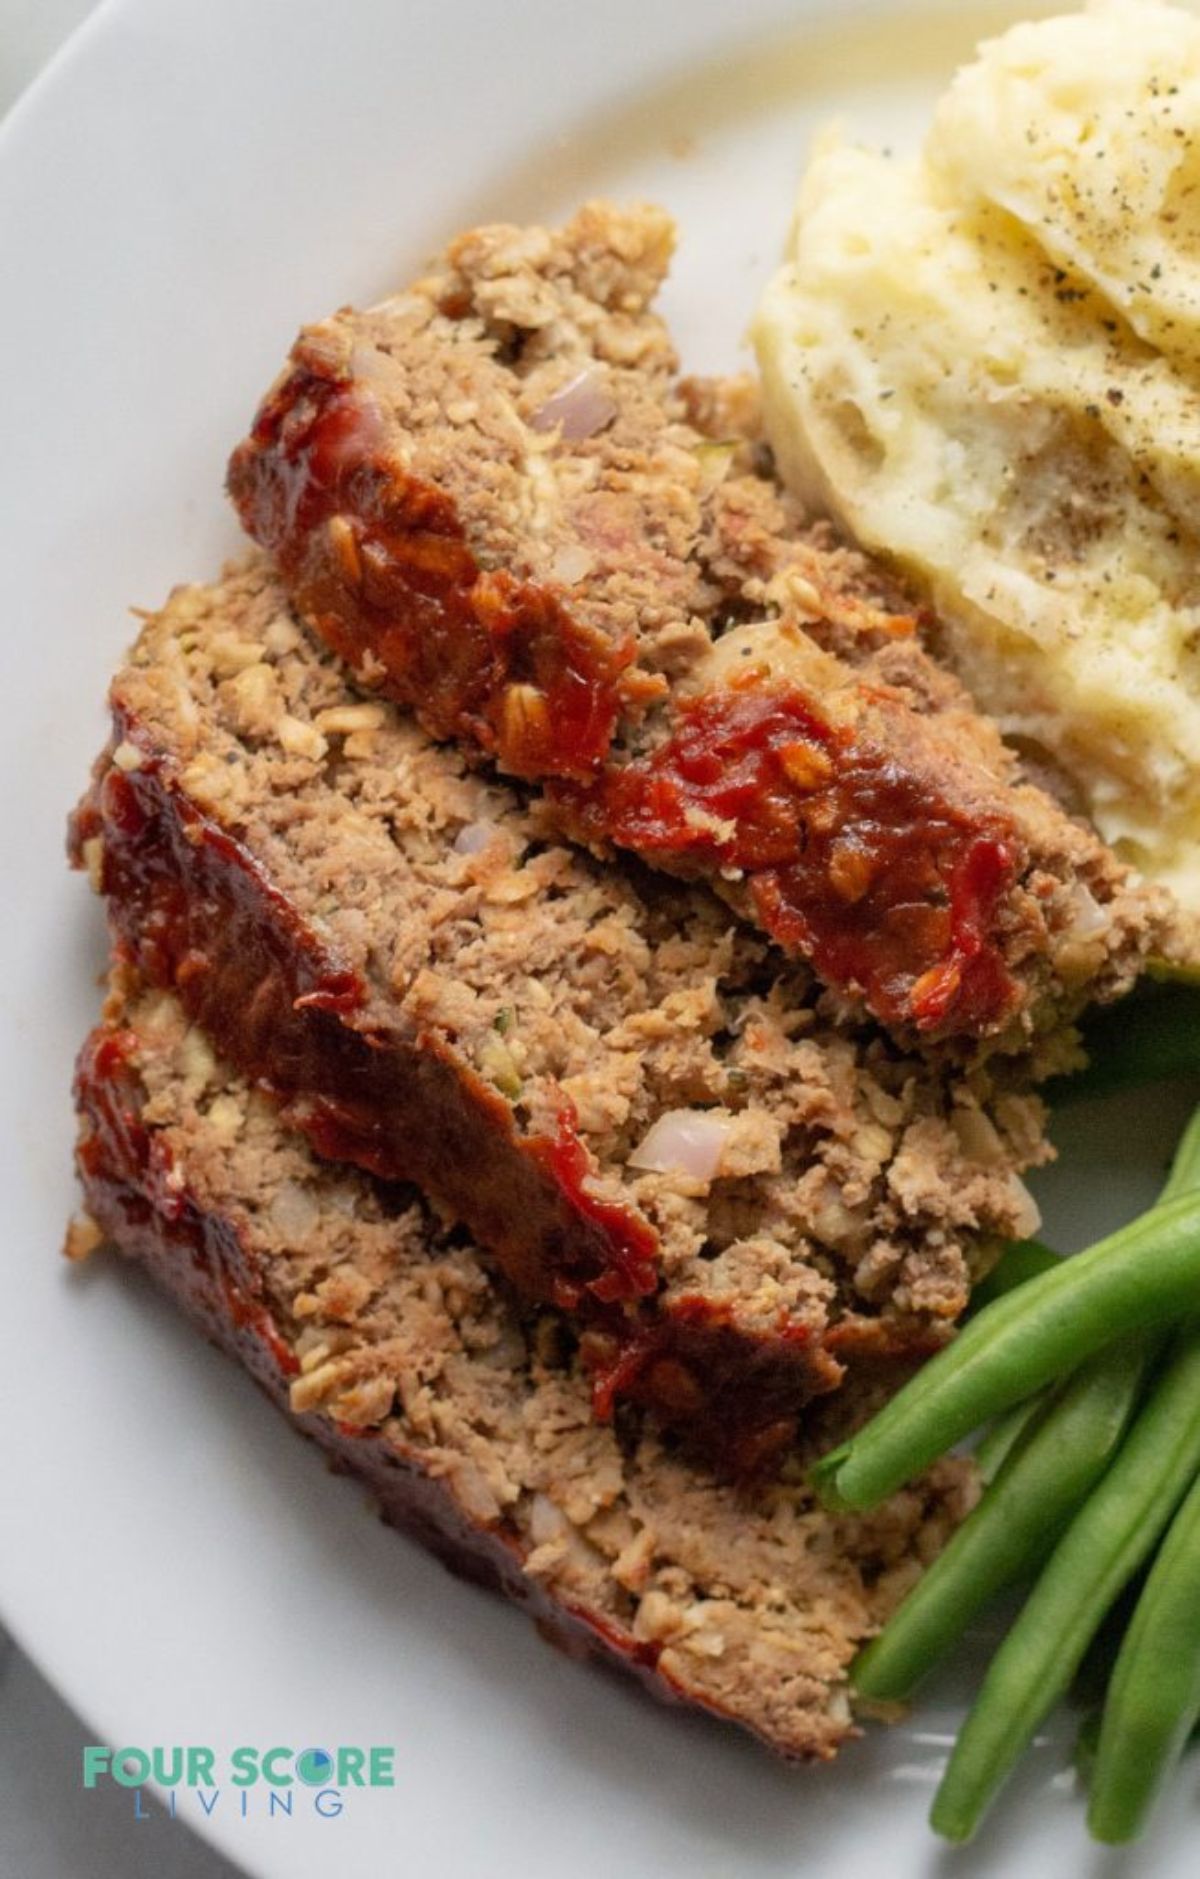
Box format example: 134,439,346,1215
70,975,978,1763
70,557,1063,1465
227,201,1168,1046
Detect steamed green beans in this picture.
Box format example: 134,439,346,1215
814,1191,1200,1510
968,1239,1061,1314
1081,1102,1200,1841
852,1340,1149,1704
1088,1464,1200,1841
1161,1100,1200,1204
966,1245,1060,1477
1051,980,1200,1103
1149,957,1200,989
935,1104,1200,1841
967,1245,1061,1477
931,1331,1200,1842
973,1393,1047,1484
856,1106,1200,1707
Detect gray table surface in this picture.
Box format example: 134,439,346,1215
2,4,239,1873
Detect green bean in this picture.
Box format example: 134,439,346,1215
1089,1104,1200,1841
821,1114,1200,1509
935,1097,1200,1833
930,1331,1200,1843
1161,1099,1200,1203
967,1247,1062,1472
854,1106,1200,1704
1149,956,1200,989
811,1191,1200,1512
1075,1707,1103,1785
1050,981,1200,1104
852,1340,1149,1704
968,1239,1061,1314
1088,1427,1200,1839
1073,1576,1146,1713
973,1393,1047,1483
968,1246,1061,1478
1083,1706,1200,1804
965,1120,1197,1481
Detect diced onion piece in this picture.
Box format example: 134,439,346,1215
529,368,617,441
1064,883,1112,942
549,544,596,586
693,439,738,496
951,1105,1007,1167
448,1459,502,1524
628,1109,732,1180
1005,1173,1042,1241
529,1493,571,1546
453,820,498,856
348,341,409,400
269,1180,320,1240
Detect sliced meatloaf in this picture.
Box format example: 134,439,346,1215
70,971,977,1762
227,200,1166,1047
70,555,1054,1465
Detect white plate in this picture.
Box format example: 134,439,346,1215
2,0,1197,1873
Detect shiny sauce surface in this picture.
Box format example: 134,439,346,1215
556,680,1018,1034
228,367,641,779
230,364,1021,1038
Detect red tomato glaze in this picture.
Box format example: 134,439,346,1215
554,680,1020,1035
228,366,645,780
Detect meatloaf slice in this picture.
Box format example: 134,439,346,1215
70,972,977,1762
70,556,1054,1466
227,200,1166,1047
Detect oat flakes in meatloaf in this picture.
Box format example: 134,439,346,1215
72,971,978,1762
72,555,1057,1467
227,200,1169,1046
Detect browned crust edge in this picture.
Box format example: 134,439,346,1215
72,1021,844,1763
70,723,898,1463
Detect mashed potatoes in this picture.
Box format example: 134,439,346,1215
753,0,1200,914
